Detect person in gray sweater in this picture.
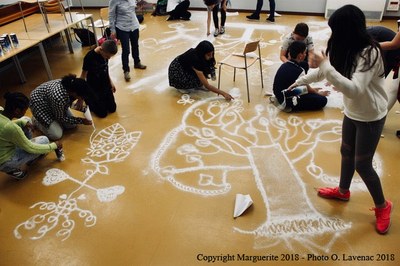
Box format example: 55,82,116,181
109,0,147,81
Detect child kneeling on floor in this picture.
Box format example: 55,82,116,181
80,40,118,118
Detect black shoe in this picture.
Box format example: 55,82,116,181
266,17,275,23
246,14,260,21
134,63,147,70
7,169,27,180
166,16,178,21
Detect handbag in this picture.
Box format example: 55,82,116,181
72,28,96,47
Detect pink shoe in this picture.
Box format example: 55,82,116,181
372,200,393,234
317,187,350,201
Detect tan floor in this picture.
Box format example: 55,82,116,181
0,10,399,265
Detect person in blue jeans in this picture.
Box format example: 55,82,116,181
109,0,147,81
246,0,275,22
0,92,62,179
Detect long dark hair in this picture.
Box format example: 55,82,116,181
194,40,216,77
326,5,383,79
3,92,29,113
61,74,94,99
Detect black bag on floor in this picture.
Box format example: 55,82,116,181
72,28,96,47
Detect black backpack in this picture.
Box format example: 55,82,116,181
151,0,168,16
72,28,97,47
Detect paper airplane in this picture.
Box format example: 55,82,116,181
233,194,253,218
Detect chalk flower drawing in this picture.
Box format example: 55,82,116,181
14,123,141,241
151,98,354,251
177,94,195,105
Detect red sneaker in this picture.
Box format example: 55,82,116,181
317,187,350,201
372,200,393,234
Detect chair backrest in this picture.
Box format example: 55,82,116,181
44,0,64,13
100,7,109,20
243,40,260,54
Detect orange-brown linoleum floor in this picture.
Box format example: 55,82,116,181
0,10,399,266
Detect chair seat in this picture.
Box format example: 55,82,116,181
88,19,109,28
220,54,259,69
217,39,264,103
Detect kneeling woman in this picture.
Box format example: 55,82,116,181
168,40,234,101
30,74,94,141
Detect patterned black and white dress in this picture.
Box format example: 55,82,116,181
30,79,84,128
168,48,209,91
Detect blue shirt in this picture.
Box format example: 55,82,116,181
109,0,139,33
273,60,305,105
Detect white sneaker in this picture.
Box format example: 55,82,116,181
220,26,225,34
213,28,219,37
124,71,131,81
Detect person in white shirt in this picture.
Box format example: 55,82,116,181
290,5,392,234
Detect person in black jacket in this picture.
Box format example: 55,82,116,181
80,40,118,118
272,41,328,112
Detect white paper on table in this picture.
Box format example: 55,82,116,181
233,194,253,218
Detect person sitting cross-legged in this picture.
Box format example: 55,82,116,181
272,41,329,112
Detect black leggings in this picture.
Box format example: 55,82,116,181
212,1,226,29
339,115,386,205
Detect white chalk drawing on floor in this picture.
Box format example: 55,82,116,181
151,97,385,251
177,94,195,105
14,123,141,241
128,20,292,94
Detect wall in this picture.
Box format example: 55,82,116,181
71,0,400,18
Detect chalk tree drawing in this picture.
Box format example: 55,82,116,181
14,123,141,241
151,97,357,251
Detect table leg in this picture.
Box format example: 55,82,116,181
88,17,98,46
12,56,26,83
38,42,53,80
64,28,74,54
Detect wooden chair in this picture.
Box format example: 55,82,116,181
44,0,64,13
88,7,109,36
218,40,264,103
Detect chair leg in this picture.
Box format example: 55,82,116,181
259,58,264,89
233,68,236,82
245,69,250,103
218,64,222,89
